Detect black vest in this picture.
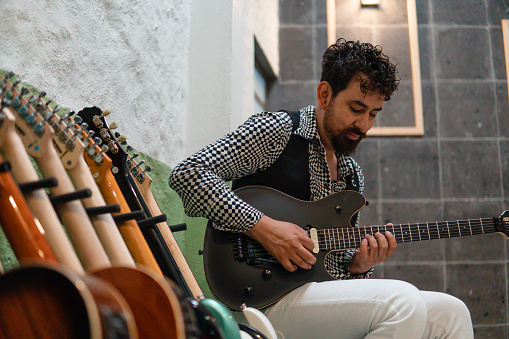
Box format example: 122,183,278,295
232,111,312,200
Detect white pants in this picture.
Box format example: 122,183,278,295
263,279,473,339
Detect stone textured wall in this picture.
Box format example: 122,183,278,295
274,0,509,336
0,0,190,166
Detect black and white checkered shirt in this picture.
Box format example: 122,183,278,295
169,106,373,279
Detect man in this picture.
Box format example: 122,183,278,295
169,39,473,338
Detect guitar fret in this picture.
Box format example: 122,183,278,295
468,219,473,235
446,221,451,238
480,218,484,234
457,220,461,237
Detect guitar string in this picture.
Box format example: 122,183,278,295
235,219,498,257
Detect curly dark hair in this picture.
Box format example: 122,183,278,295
320,38,399,101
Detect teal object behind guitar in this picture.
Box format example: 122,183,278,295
203,186,509,310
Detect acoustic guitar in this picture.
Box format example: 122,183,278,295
81,128,163,275
0,154,136,338
78,107,192,291
0,76,111,272
0,99,84,274
0,154,58,263
77,107,243,338
203,185,509,310
0,73,191,339
47,109,134,267
0,76,136,336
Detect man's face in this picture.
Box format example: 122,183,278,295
323,75,384,156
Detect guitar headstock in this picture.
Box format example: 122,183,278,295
78,107,130,177
497,210,509,239
0,72,55,158
77,107,152,184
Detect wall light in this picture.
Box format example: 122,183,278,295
361,0,381,6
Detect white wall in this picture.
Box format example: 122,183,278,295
0,0,279,166
0,0,190,166
187,0,279,155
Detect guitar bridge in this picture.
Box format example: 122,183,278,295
232,235,275,266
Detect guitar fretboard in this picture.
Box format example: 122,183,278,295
318,217,499,251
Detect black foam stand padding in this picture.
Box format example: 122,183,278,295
18,177,58,193
112,210,146,224
85,204,121,217
49,188,91,205
137,214,167,229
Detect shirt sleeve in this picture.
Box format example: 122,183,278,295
169,111,294,232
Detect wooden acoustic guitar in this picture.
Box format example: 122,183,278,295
0,76,111,272
0,73,191,339
47,109,134,267
0,99,84,274
78,107,193,291
0,119,136,337
77,107,244,338
203,185,509,310
0,154,58,264
81,128,163,275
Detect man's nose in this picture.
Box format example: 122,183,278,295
354,114,370,134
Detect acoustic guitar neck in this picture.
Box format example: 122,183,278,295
2,79,110,272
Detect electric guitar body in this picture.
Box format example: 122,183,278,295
203,185,509,310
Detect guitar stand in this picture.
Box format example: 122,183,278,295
85,204,120,216
112,210,145,223
17,177,58,193
168,223,187,233
49,188,91,205
0,161,11,173
137,214,167,229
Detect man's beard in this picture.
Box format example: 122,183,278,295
323,107,366,157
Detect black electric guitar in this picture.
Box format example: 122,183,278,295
203,185,509,310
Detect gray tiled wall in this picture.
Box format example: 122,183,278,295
272,0,509,336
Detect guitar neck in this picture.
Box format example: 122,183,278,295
67,159,135,267
0,108,84,273
320,217,500,251
35,145,111,271
134,171,204,300
83,152,163,276
0,154,58,264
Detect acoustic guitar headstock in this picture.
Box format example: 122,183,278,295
0,72,55,158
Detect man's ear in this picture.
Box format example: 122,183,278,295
317,81,332,109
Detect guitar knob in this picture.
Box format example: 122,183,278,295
262,269,272,280
244,286,255,297
335,205,342,213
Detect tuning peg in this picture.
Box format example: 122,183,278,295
109,121,118,130
137,165,152,182
34,121,46,137
53,105,61,114
26,111,38,127
94,145,109,164
101,109,111,118
130,159,145,175
58,121,74,142
117,135,126,143
11,87,29,109
65,127,82,149
74,115,83,125
86,136,102,155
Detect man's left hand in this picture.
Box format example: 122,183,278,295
350,230,397,275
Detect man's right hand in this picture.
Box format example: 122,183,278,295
243,215,317,272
